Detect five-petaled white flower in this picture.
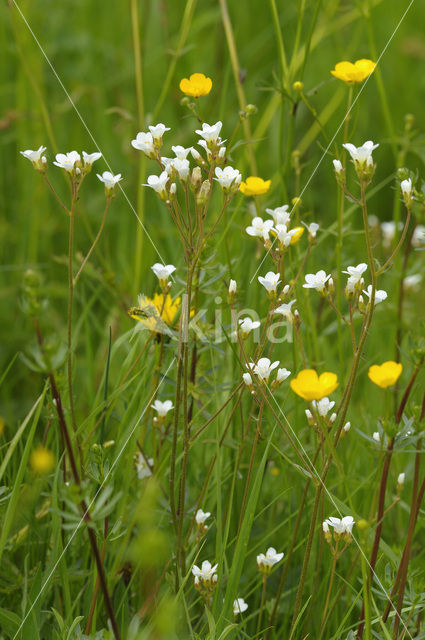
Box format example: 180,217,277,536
20,145,47,170
144,171,169,198
239,317,260,337
214,166,242,192
325,516,355,536
233,598,248,615
274,299,296,324
274,224,298,248
149,123,170,144
249,357,280,381
131,131,156,158
343,140,379,166
136,454,153,479
172,145,192,159
96,171,123,194
257,547,284,573
168,157,190,182
192,560,218,585
151,399,174,417
82,151,102,166
195,509,211,525
196,121,223,144
343,263,367,282
258,271,281,295
363,285,387,305
312,397,335,418
266,205,291,226
54,151,81,173
246,217,274,242
303,270,331,293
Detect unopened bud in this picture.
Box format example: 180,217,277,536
292,80,304,92
196,180,211,206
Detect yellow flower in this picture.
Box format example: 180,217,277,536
290,226,304,245
239,176,271,196
290,369,338,401
130,293,181,334
179,73,212,98
30,447,55,474
368,361,402,389
331,59,376,84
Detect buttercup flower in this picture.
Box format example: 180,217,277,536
239,317,261,338
343,140,379,167
363,285,387,305
233,598,248,615
54,151,81,173
240,176,271,196
130,293,181,334
257,547,284,574
246,217,274,242
266,205,290,226
258,271,281,297
274,299,297,324
249,357,280,382
331,59,375,83
303,270,331,293
290,369,338,401
179,72,212,98
136,454,153,479
368,361,402,388
97,171,123,195
20,145,47,171
214,166,242,193
30,447,55,474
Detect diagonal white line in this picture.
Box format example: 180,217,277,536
13,359,175,639
11,0,166,265
250,0,416,283
263,382,413,638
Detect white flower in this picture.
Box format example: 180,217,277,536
151,399,173,417
322,521,330,533
169,157,190,182
214,166,242,192
233,598,248,615
343,140,379,166
144,171,169,198
151,263,176,287
307,222,319,239
249,357,279,381
274,299,296,324
403,274,422,290
312,397,335,418
243,372,253,387
20,145,47,169
258,271,281,295
195,121,223,144
303,270,331,293
195,509,211,525
172,145,192,159
266,205,290,226
325,516,355,535
343,421,351,433
53,151,81,172
246,216,274,241
363,285,387,305
148,123,170,144
239,317,260,337
400,178,412,201
275,368,291,383
192,560,218,581
257,547,284,573
397,472,405,486
373,431,381,443
342,263,367,283
274,224,298,248
333,159,343,173
229,279,237,294
82,151,102,166
131,131,156,158
412,225,425,248
136,454,153,479
96,171,123,193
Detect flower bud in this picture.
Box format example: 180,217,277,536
196,180,211,206
292,80,304,92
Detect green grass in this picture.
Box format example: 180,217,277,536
1,0,425,638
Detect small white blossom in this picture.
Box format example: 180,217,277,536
214,166,242,192
192,560,218,585
195,509,211,525
151,263,176,289
373,431,381,443
172,145,192,159
144,171,169,198
229,279,237,294
82,151,102,166
403,274,422,290
307,222,319,239
257,547,284,573
381,221,403,249
242,372,253,387
343,421,351,433
325,516,355,536
246,217,274,241
20,145,47,170
266,205,291,226
151,399,173,417
149,123,170,144
322,521,330,533
54,151,81,172
333,159,343,173
258,271,281,295
275,368,291,383
131,131,156,158
397,472,405,487
342,263,367,283
239,317,261,336
274,224,298,248
168,157,190,182
343,140,379,166
249,357,279,381
312,397,335,418
400,178,412,201
233,598,248,615
363,285,387,305
136,454,153,479
274,300,297,324
303,270,331,293
195,121,223,144
96,171,122,194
